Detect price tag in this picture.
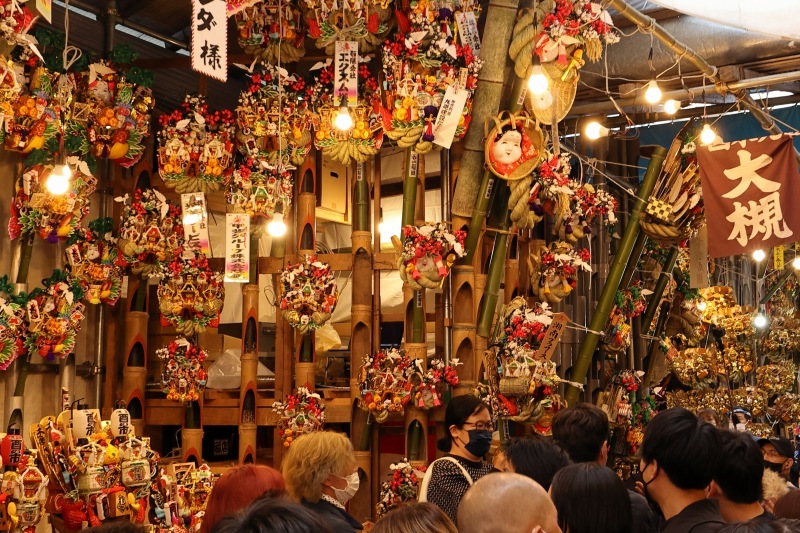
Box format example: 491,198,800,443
454,11,481,56
535,313,569,361
409,151,419,178
433,85,469,149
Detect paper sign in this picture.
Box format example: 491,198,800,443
225,213,250,282
191,0,227,82
181,193,211,256
334,41,359,107
690,225,710,288
409,151,419,178
455,11,481,56
433,85,469,149
775,245,785,270
36,0,52,23
535,313,569,361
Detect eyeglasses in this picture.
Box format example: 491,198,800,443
464,421,494,431
763,449,787,459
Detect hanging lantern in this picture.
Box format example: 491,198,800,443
109,401,132,439
70,403,97,442
0,425,24,469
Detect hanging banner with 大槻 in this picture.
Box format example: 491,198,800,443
696,134,800,258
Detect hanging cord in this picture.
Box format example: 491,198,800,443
61,0,83,72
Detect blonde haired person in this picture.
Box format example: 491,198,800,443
372,502,457,533
282,431,363,533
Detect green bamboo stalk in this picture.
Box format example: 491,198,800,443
564,147,667,406
300,334,313,363
8,234,34,427
620,234,648,291
15,235,33,285
401,148,425,344
353,162,369,232
249,234,259,285
461,77,527,265
643,300,672,394
358,413,373,452
408,420,422,461
185,400,201,429
132,276,148,312
476,183,512,337
760,268,794,305
640,246,679,333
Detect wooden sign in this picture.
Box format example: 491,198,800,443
535,312,569,361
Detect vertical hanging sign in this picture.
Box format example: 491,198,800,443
191,0,227,82
181,193,212,256
433,85,469,149
334,41,359,107
225,213,250,282
454,11,481,56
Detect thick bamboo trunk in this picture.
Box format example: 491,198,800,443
239,284,259,464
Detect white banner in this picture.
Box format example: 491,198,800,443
455,11,481,56
181,193,212,256
225,213,250,283
191,0,227,82
433,85,469,149
334,41,359,107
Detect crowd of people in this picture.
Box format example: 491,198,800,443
84,396,800,532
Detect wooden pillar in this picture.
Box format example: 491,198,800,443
122,303,148,438
452,265,476,396
239,283,259,464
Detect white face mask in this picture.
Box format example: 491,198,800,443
333,472,359,505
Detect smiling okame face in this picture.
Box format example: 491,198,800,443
492,129,523,166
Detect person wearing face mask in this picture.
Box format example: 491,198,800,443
638,407,725,533
758,437,797,488
282,431,363,533
418,395,494,524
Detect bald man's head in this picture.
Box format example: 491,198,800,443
457,472,561,533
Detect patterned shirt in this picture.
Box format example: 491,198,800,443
425,455,493,524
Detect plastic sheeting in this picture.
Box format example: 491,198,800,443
650,0,800,40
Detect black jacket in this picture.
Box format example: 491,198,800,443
302,498,363,533
662,499,725,533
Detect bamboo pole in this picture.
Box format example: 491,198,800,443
296,157,317,389
239,282,259,464
564,147,667,406
640,246,679,333
476,183,512,337
451,0,523,217
643,300,672,394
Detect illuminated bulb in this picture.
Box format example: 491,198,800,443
700,123,717,145
46,164,71,195
752,249,766,262
527,64,549,96
753,313,768,329
696,300,707,312
793,256,800,270
664,99,681,114
644,79,662,104
267,212,287,237
334,105,353,131
585,121,609,141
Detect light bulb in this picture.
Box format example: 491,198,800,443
700,123,716,145
334,106,353,131
585,121,609,140
753,313,768,329
644,79,662,104
46,164,71,195
527,65,549,96
752,249,766,262
664,99,681,114
696,300,707,312
793,256,800,270
267,212,287,237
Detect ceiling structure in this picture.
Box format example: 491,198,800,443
38,0,800,136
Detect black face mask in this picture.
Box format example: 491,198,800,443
463,429,492,458
641,462,659,507
764,459,785,474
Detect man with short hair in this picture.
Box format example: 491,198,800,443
639,407,725,532
553,403,656,533
708,430,776,523
457,472,561,533
759,436,796,485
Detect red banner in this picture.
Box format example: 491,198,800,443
696,134,800,258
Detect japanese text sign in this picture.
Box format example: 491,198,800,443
192,0,227,82
535,312,569,361
181,193,212,256
225,213,250,282
433,85,469,149
334,41,359,107
697,134,800,258
454,11,481,56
